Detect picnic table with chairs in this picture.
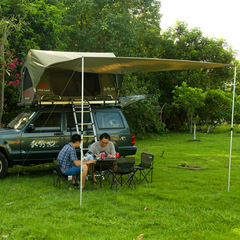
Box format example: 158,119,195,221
53,153,154,191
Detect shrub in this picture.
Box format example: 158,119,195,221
2,51,23,125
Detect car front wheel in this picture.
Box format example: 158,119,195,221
0,153,8,178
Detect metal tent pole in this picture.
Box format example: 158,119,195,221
80,57,84,206
228,66,237,192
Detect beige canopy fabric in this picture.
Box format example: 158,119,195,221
51,56,230,74
20,49,231,105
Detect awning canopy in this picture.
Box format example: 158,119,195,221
20,49,231,105
51,56,230,73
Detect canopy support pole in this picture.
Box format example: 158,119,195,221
228,66,237,192
80,57,84,207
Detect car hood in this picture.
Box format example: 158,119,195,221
0,128,20,134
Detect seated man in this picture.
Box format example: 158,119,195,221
88,132,117,184
57,133,96,190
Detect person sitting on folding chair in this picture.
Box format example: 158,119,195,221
57,134,96,190
88,132,117,185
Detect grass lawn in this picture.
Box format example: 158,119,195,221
1,126,240,239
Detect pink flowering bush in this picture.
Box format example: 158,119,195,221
2,50,23,125
4,51,22,85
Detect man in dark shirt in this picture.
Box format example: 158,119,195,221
58,134,96,189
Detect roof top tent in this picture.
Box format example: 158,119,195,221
20,50,122,105
19,49,230,106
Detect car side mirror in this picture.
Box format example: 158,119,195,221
27,124,35,132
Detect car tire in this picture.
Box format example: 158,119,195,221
0,152,8,178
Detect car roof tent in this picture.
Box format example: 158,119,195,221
20,50,120,105
20,49,230,106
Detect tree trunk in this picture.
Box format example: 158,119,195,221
159,103,166,123
207,125,210,133
0,23,7,125
193,122,196,140
188,113,193,134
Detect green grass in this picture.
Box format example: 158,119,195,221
1,126,240,239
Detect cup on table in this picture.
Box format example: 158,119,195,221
101,153,105,160
115,152,119,158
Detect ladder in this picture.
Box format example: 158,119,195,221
72,101,97,152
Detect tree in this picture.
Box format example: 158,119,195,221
200,89,232,132
0,17,21,124
155,21,236,131
172,82,205,133
0,0,66,61
122,96,167,136
162,21,235,91
61,0,162,57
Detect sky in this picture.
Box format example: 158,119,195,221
160,0,240,60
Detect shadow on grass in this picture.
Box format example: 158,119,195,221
7,164,54,178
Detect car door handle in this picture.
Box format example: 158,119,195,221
54,132,64,135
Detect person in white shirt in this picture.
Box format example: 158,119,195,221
88,133,116,184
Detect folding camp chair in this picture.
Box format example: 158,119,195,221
110,157,136,191
134,153,154,183
53,159,73,189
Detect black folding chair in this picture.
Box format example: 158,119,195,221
134,153,154,183
110,157,136,191
53,159,73,189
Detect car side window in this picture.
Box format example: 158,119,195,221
67,112,92,132
31,112,61,132
96,112,124,129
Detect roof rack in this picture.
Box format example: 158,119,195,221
38,100,120,105
17,99,120,107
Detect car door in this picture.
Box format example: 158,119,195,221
21,111,65,161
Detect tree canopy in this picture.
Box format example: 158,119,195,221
61,0,161,57
0,0,238,133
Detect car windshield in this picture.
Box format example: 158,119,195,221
7,111,37,130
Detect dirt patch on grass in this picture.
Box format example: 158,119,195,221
168,164,207,170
